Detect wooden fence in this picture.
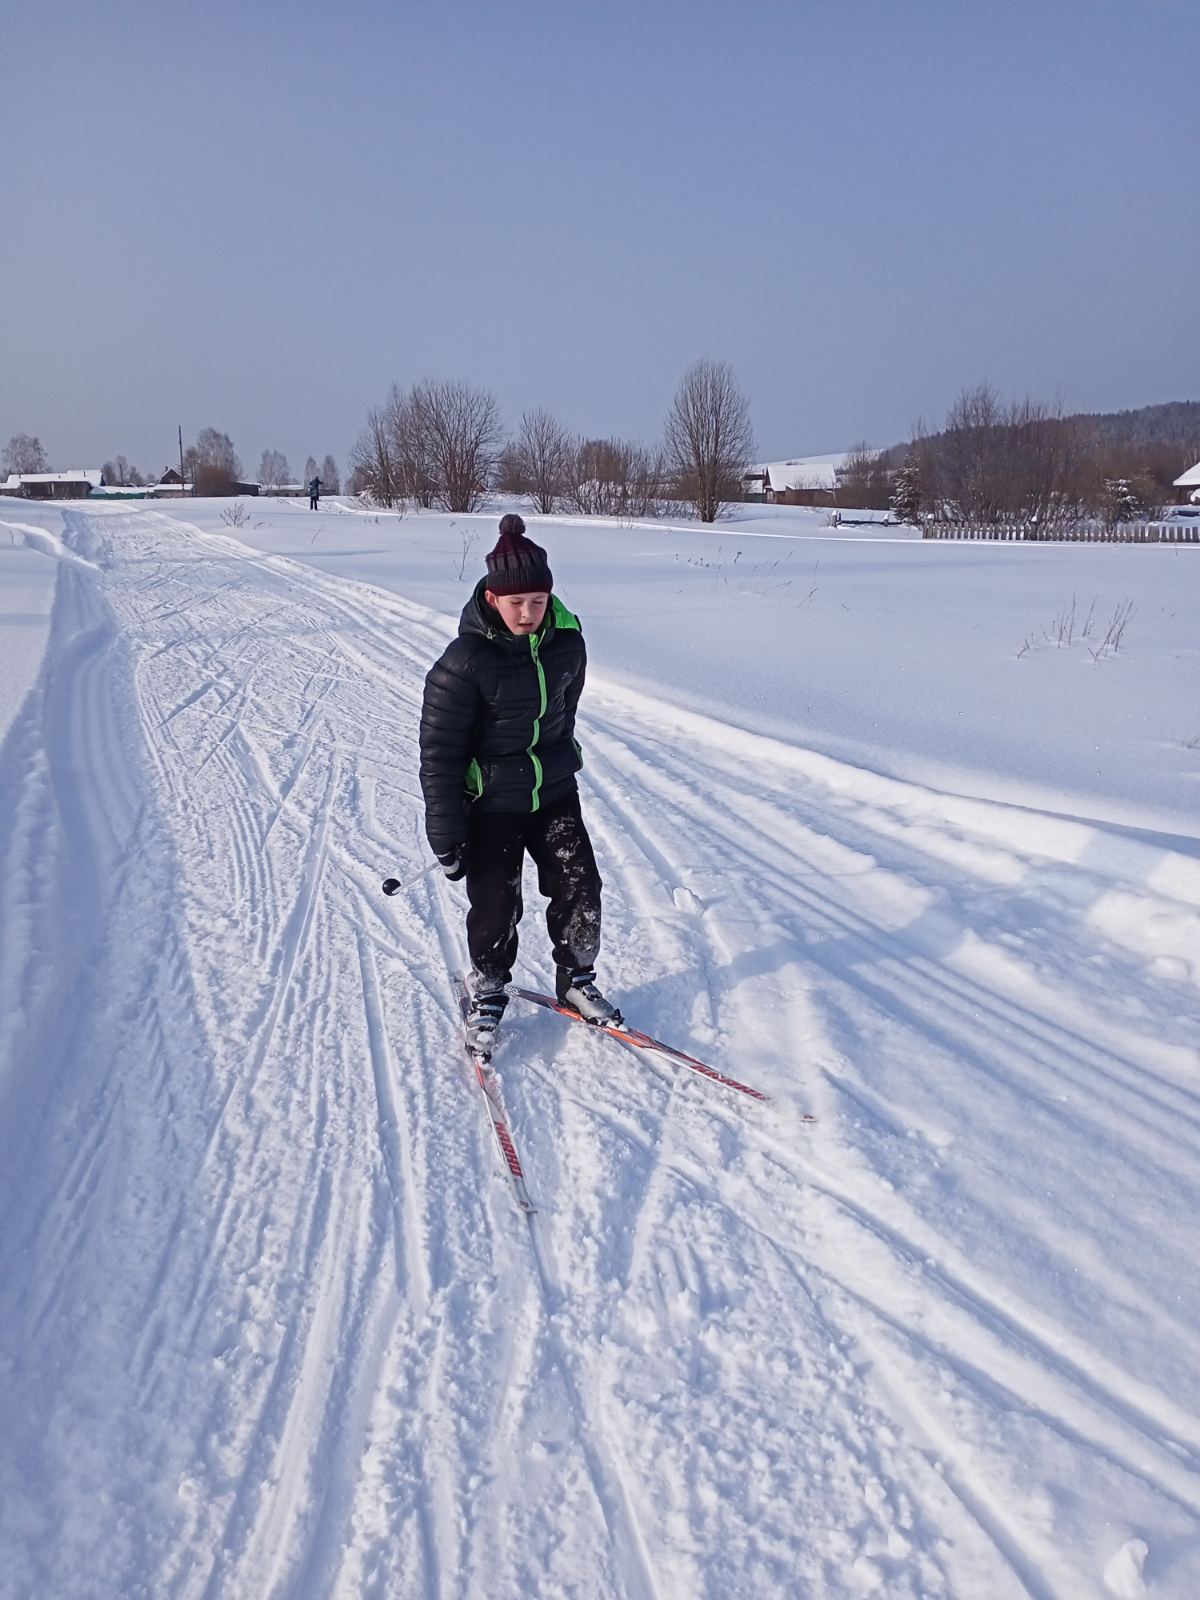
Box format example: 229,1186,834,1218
922,521,1200,544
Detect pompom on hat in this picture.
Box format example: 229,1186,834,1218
485,513,553,597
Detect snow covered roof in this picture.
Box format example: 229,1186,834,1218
4,469,103,486
753,454,848,492
1173,459,1200,488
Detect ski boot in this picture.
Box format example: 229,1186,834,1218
465,979,508,1060
555,967,623,1027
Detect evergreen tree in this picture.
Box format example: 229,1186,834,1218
890,460,922,524
1103,477,1143,525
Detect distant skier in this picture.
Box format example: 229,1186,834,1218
419,513,620,1056
308,475,321,510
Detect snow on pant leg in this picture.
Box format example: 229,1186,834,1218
526,789,602,975
465,811,527,987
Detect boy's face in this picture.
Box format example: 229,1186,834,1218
486,590,550,636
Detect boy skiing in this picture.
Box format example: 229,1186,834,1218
419,513,620,1057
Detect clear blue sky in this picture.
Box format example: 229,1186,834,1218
4,0,1197,477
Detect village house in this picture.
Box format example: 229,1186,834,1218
149,468,197,497
743,454,847,506
0,469,104,499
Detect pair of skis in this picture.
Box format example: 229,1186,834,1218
453,977,813,1214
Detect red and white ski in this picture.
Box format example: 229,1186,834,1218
453,976,536,1214
513,987,812,1117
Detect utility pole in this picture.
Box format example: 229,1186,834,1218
178,425,185,493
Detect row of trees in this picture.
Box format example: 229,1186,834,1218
833,386,1197,528
349,360,755,524
17,377,1188,526
256,449,340,493
2,430,339,496
499,422,665,519
907,388,1102,529
101,455,149,486
4,434,157,488
185,431,340,496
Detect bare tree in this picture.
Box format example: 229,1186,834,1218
1010,399,1098,529
350,403,400,506
664,358,754,523
495,441,530,496
624,441,667,518
258,449,291,489
3,434,49,475
837,440,890,509
513,407,571,514
321,454,340,494
563,435,665,518
354,379,502,512
931,385,1098,529
564,437,630,516
409,378,504,513
304,455,319,486
191,428,242,496
937,382,1004,523
101,453,137,486
385,384,438,507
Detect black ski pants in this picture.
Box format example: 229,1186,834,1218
309,495,319,510
465,787,602,989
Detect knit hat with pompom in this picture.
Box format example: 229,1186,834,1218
485,513,553,596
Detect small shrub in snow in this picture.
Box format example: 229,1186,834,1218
1049,594,1096,647
453,524,480,580
1088,600,1134,661
1018,596,1133,661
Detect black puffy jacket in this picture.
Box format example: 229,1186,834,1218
419,581,586,856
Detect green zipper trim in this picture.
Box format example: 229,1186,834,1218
527,632,547,812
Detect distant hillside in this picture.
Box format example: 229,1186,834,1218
882,399,1200,471
1072,400,1200,450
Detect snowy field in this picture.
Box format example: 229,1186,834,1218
1,496,1198,1599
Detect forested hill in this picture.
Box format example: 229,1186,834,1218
879,398,1200,479
1074,399,1200,449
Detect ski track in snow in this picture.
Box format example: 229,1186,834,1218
0,503,1198,1599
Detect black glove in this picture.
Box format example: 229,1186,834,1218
437,844,468,882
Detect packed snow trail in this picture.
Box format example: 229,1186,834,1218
0,503,1197,1598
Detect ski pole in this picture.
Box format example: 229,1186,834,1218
381,860,440,896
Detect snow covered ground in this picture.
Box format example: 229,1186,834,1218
0,496,1197,1599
